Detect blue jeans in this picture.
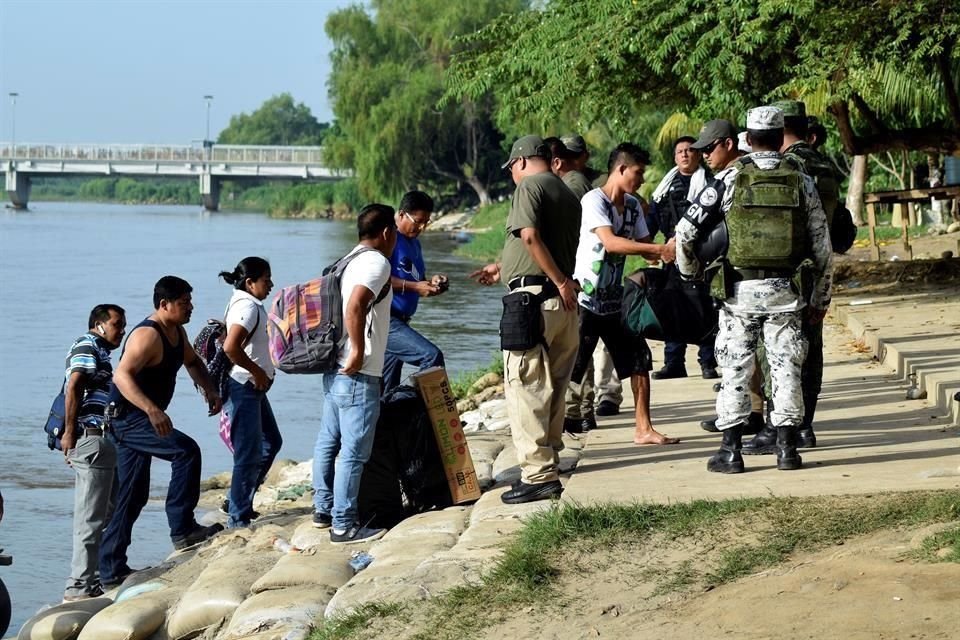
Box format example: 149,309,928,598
312,372,381,530
226,378,283,528
99,409,201,583
663,335,718,371
382,316,444,393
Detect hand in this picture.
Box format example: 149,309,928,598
148,408,174,437
661,238,677,264
207,392,223,417
806,306,827,325
469,263,501,286
557,278,579,312
416,280,441,297
251,368,271,391
339,350,363,376
430,274,449,293
60,430,76,464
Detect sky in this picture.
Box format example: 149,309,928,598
0,0,358,145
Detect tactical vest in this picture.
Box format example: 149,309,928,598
783,143,839,226
725,158,808,271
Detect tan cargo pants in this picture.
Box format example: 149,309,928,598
503,286,580,484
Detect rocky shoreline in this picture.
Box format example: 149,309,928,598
16,373,583,640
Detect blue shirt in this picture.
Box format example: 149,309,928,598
390,233,425,318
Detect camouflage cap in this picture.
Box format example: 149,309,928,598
737,131,752,153
690,119,738,150
501,135,551,169
771,100,806,119
746,106,784,130
560,134,587,154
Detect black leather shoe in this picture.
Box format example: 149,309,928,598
743,411,765,436
742,424,777,455
172,523,223,551
700,418,719,433
563,417,590,434
707,424,744,474
701,366,720,379
797,426,817,449
501,480,563,504
595,400,620,417
776,426,803,470
651,366,688,380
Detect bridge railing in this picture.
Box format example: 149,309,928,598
0,143,326,165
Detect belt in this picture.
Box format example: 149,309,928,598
734,268,794,281
83,426,107,437
390,310,412,323
507,275,559,299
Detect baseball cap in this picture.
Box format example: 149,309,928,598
746,106,784,130
501,135,552,169
559,134,587,154
770,100,806,119
690,120,738,150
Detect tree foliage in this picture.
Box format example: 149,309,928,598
217,93,330,146
445,0,960,155
324,0,528,205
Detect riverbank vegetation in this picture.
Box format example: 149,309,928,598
312,490,960,639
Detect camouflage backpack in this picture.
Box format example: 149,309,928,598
725,158,808,271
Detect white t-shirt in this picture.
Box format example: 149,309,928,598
573,188,649,315
225,289,274,384
337,245,393,377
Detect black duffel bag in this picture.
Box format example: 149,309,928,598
621,265,718,344
357,385,452,529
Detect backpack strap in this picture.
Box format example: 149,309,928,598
331,246,391,309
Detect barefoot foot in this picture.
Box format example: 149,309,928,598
633,430,680,445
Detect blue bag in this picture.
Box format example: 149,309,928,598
43,387,66,451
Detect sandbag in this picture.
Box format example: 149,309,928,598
77,589,179,640
222,585,328,639
17,598,112,640
621,266,717,344
250,552,352,594
165,553,267,640
357,386,451,529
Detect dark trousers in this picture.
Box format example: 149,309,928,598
800,320,824,428
99,409,201,583
226,378,283,527
382,315,444,393
663,336,717,371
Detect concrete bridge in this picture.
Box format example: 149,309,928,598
0,142,349,210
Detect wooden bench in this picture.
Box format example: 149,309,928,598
863,186,960,260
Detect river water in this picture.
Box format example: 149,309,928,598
0,201,502,631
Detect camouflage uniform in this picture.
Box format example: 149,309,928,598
675,152,833,439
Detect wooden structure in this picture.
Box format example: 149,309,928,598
863,185,960,260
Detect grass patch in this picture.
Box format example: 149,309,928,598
311,602,407,640
456,202,509,261
449,352,504,400
310,491,960,640
855,224,926,242
910,525,960,563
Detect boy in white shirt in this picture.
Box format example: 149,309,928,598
570,143,680,445
312,204,397,544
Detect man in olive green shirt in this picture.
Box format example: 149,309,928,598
470,134,581,504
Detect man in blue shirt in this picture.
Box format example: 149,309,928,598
382,191,447,393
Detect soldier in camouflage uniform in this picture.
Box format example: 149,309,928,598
743,100,840,455
675,107,833,474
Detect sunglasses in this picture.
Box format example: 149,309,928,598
701,138,729,155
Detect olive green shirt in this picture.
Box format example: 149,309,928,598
561,170,593,200
501,171,581,284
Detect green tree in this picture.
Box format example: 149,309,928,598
217,93,330,146
445,0,960,156
324,0,528,205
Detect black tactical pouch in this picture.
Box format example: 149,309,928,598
708,259,734,301
500,290,547,351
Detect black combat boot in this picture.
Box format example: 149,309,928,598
797,425,817,448
707,424,744,474
776,426,803,470
742,422,777,455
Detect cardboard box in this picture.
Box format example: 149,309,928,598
412,367,482,504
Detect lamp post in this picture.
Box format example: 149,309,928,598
203,94,214,143
9,92,18,158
